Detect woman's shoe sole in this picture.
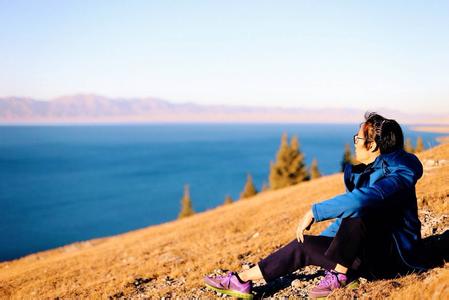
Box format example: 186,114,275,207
205,283,253,299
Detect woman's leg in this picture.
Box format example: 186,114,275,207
324,217,369,270
238,235,336,283
326,216,402,277
238,217,378,283
238,264,264,282
237,216,396,283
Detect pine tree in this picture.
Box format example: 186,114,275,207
269,133,290,189
415,136,424,153
341,144,353,172
261,182,269,192
310,158,321,179
404,138,414,153
178,184,195,219
269,133,308,190
240,173,258,199
289,135,309,180
224,194,233,205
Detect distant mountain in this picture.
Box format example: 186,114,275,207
0,94,446,124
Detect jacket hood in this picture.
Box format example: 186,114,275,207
371,149,423,181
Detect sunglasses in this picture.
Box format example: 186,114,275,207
353,134,373,145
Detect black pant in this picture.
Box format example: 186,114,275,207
258,217,404,282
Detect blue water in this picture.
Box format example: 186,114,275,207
0,124,442,261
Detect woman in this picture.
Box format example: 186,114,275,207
204,112,426,299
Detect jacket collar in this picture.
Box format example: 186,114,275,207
368,148,405,173
351,149,405,174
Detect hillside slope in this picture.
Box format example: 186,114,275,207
0,143,448,299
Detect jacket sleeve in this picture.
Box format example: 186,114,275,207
320,218,342,237
312,162,422,222
343,163,354,192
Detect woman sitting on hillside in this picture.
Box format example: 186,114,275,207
204,112,426,299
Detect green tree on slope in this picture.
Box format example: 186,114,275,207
240,174,258,199
341,144,353,172
269,133,308,190
178,184,195,219
310,158,322,180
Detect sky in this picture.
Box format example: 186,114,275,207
1,1,449,114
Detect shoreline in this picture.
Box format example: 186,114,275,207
411,125,449,144
411,125,449,134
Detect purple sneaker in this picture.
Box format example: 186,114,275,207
309,270,347,299
204,271,253,299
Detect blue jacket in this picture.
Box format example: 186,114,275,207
312,148,425,270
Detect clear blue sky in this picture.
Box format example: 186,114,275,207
1,1,449,113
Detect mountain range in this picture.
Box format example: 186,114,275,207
0,94,447,124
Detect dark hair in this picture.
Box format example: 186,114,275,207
361,112,404,154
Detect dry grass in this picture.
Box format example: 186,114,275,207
416,143,449,215
1,141,449,299
330,263,449,300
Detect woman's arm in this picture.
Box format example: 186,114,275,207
296,210,314,243
311,163,421,222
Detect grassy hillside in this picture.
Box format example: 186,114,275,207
1,142,448,299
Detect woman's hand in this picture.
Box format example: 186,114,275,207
296,209,315,243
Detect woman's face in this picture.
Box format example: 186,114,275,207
354,125,379,165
